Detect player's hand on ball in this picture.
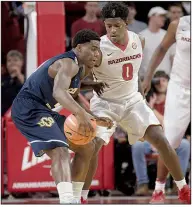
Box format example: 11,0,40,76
95,117,113,129
75,111,95,138
92,82,109,96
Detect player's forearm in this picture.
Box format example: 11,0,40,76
75,95,96,117
53,89,85,116
146,45,168,79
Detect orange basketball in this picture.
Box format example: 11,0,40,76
64,114,97,145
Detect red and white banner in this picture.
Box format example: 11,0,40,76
5,120,114,192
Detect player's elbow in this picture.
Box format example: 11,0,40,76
157,45,167,54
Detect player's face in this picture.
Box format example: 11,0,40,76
104,18,127,43
79,40,100,68
169,6,183,21
154,77,168,93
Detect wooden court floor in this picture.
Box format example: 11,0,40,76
2,196,180,204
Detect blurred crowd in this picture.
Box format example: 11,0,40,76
1,1,190,198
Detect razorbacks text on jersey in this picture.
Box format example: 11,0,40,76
170,15,190,89
92,30,143,101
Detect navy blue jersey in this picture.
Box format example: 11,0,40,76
17,50,81,109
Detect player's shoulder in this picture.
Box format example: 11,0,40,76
128,30,140,37
127,30,137,36
100,34,108,42
128,30,143,43
180,15,190,23
178,15,190,29
99,34,112,49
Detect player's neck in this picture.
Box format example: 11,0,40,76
109,31,128,45
72,49,83,67
83,14,97,23
148,23,160,33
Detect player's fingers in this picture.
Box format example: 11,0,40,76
100,88,104,93
87,122,94,138
104,82,110,88
78,123,86,136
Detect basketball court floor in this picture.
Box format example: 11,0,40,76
2,196,180,204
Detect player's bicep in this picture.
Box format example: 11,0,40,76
159,20,179,51
53,59,78,95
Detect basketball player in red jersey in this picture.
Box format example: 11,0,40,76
77,3,190,204
143,15,190,204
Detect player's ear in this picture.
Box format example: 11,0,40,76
125,17,129,26
76,44,81,52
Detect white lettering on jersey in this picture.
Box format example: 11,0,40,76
92,31,143,101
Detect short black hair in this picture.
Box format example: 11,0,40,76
101,2,129,21
72,29,100,48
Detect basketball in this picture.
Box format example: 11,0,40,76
64,114,97,145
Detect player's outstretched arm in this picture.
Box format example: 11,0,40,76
143,20,179,94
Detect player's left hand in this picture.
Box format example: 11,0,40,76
91,82,109,96
95,116,114,129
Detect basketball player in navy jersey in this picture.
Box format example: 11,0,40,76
11,29,112,204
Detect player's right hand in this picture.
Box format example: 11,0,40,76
142,78,151,96
75,111,95,138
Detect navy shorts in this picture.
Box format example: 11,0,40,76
11,97,68,157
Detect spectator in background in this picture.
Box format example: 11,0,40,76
2,50,25,116
139,7,173,78
132,71,190,196
164,3,183,30
126,2,147,34
71,2,105,38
